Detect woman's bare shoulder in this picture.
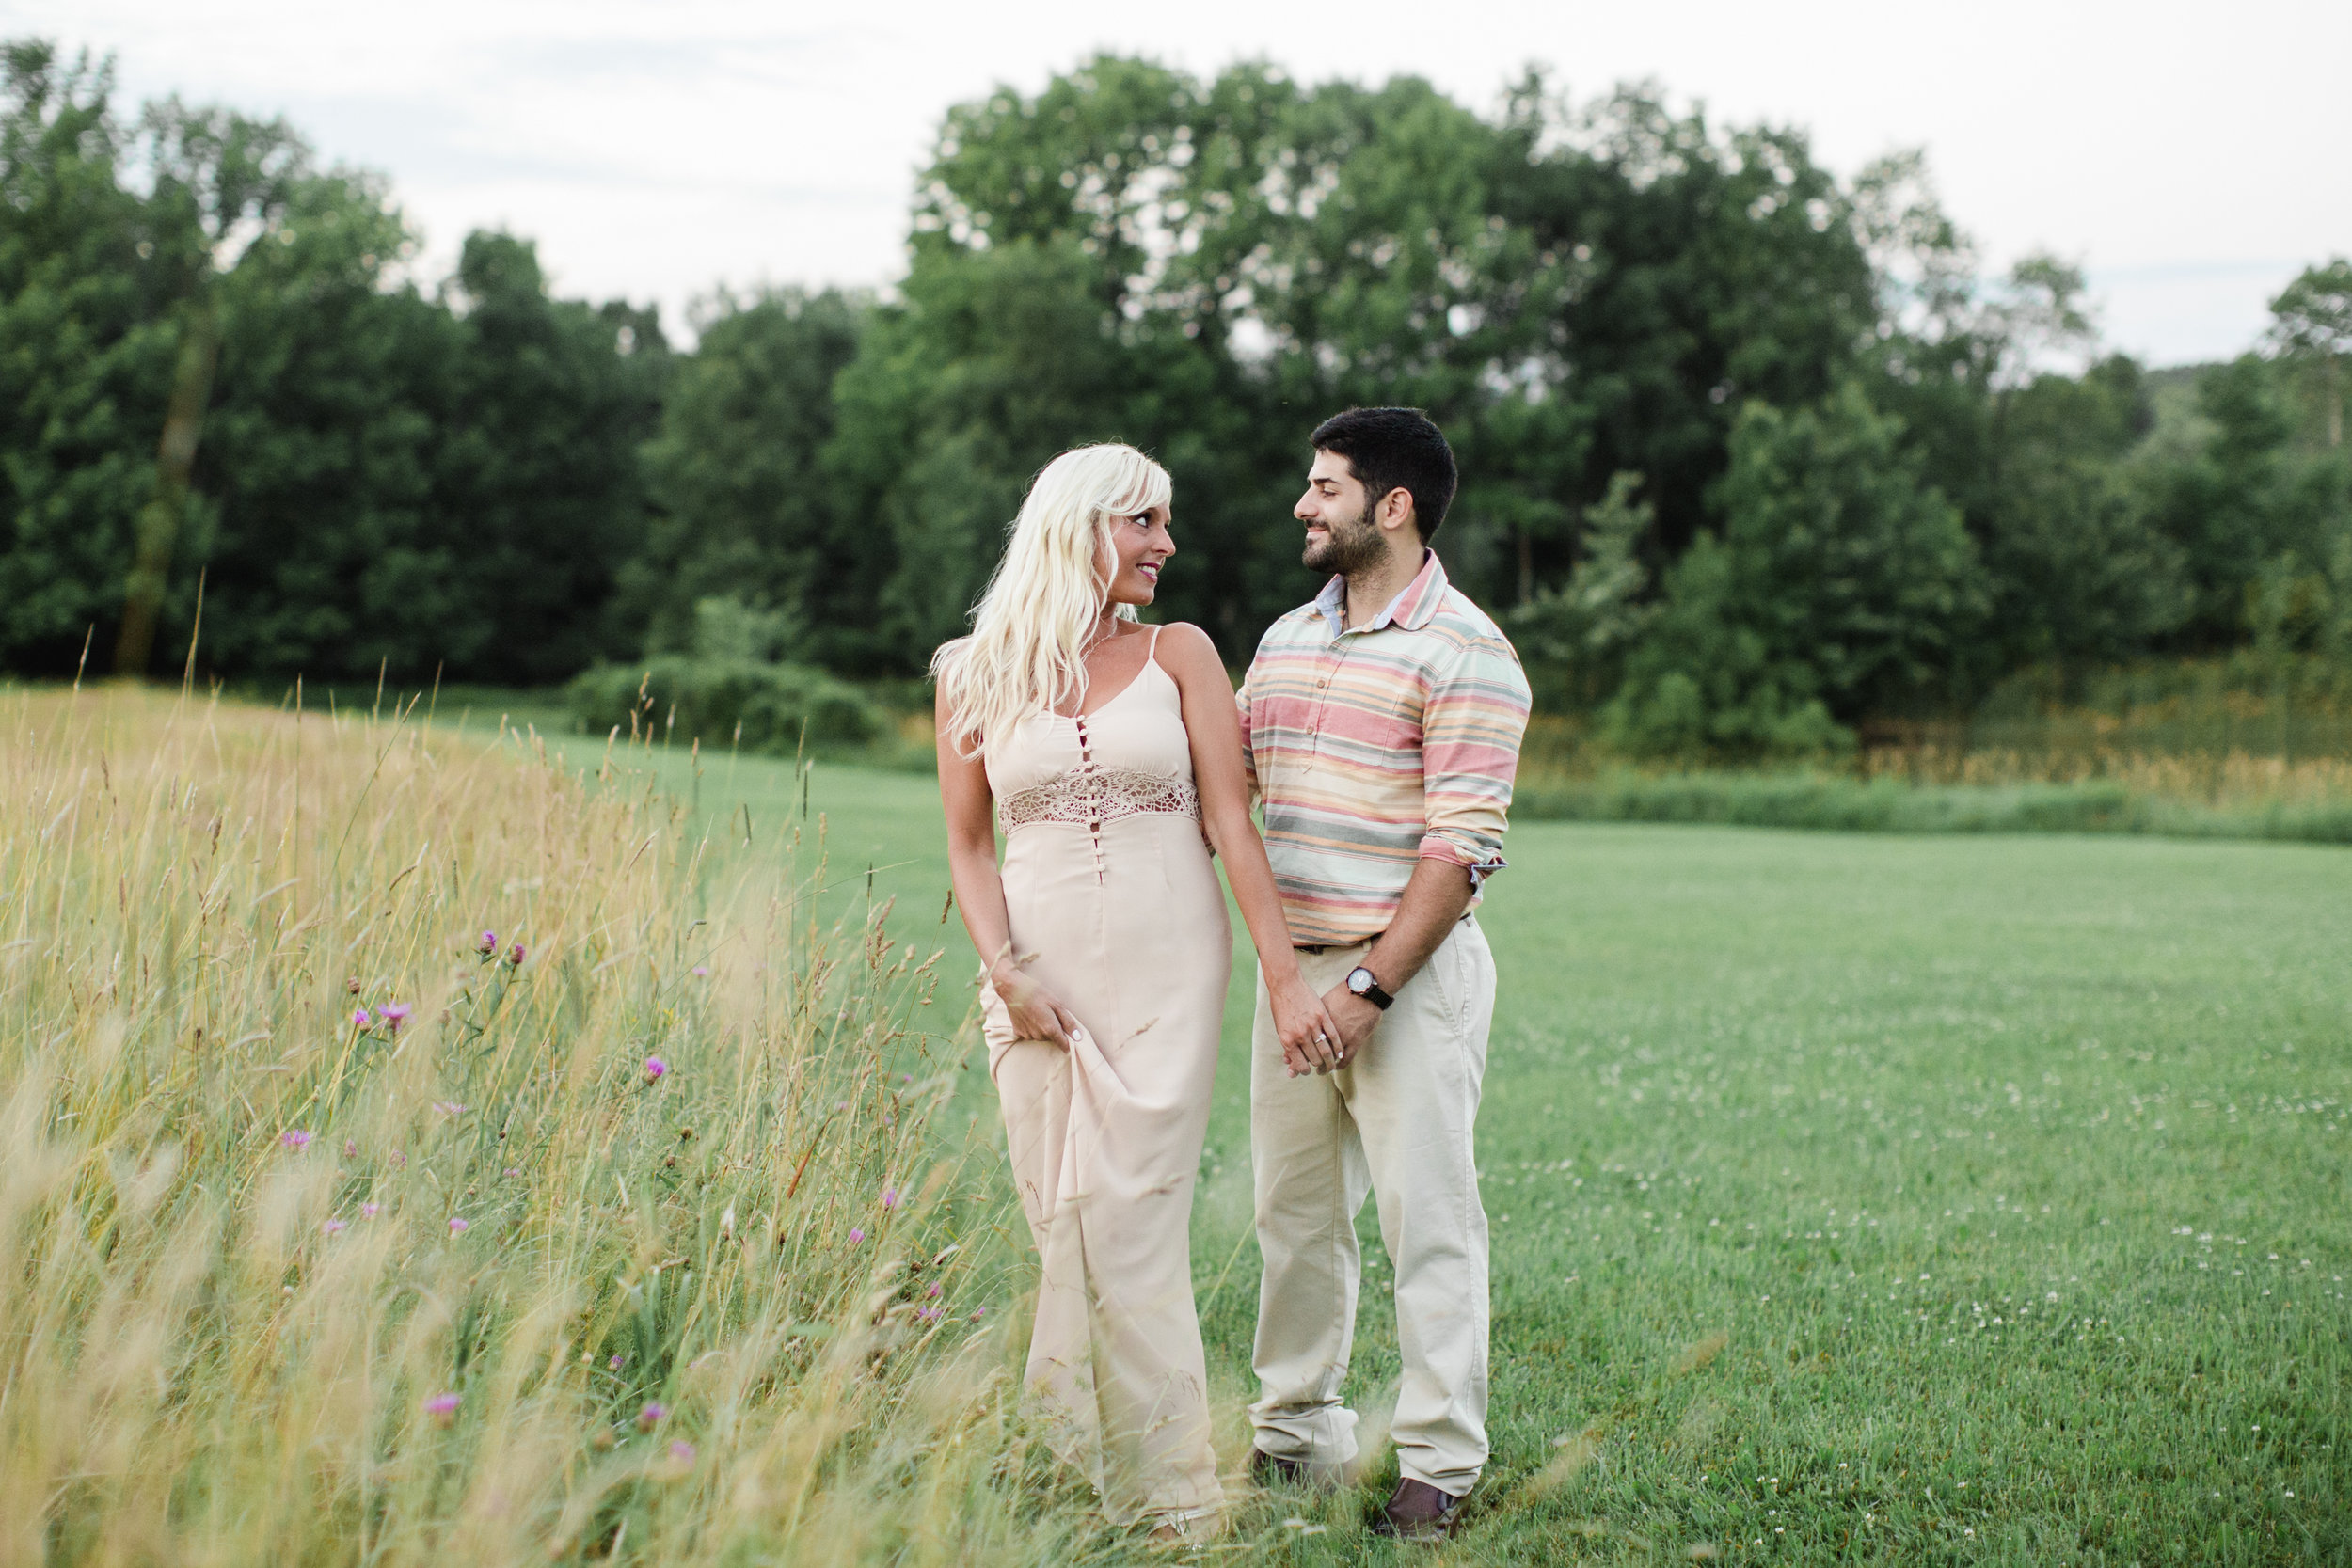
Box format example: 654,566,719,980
1152,621,1225,664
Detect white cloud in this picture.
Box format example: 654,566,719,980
8,0,2345,361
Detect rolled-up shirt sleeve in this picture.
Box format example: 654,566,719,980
1416,634,1532,887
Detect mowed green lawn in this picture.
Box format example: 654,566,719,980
517,732,2350,1563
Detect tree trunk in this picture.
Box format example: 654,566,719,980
116,293,220,675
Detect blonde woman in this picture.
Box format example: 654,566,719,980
935,444,1343,1535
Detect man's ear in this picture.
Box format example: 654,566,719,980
1376,486,1418,536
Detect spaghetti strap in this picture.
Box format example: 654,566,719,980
1144,624,1163,667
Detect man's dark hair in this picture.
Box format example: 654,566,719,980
1310,406,1458,542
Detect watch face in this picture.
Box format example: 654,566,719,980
1348,968,1373,995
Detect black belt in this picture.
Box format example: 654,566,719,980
1294,941,1370,955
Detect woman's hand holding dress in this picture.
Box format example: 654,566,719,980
991,958,1084,1048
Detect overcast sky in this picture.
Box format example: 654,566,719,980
9,0,2346,365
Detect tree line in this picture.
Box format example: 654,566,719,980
6,40,2348,752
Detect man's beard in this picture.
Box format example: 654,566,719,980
1301,501,1387,576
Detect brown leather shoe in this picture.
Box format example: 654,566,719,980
1250,1448,1343,1492
1372,1477,1466,1542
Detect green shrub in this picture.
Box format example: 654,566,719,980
566,657,887,752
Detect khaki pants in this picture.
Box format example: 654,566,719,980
1248,918,1494,1496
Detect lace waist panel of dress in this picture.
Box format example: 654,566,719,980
996,763,1200,835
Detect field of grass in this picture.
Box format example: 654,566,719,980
8,688,2346,1563
518,719,2351,1562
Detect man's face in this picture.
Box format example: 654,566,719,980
1295,451,1388,575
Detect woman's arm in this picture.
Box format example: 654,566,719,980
936,686,1081,1047
1159,624,1344,1075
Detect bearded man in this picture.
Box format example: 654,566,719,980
1238,406,1532,1542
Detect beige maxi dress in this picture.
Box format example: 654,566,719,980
978,627,1229,1526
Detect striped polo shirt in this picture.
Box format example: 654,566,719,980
1238,550,1532,945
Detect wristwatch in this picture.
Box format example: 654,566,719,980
1345,965,1394,1010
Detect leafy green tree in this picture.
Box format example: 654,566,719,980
1502,471,1655,707
185,168,457,679
619,288,866,663
110,97,308,673
1978,356,2188,676
2268,259,2351,450
427,231,667,682
827,236,1151,662
1606,385,1983,756
0,41,167,672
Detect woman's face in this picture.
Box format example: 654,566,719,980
1101,502,1175,608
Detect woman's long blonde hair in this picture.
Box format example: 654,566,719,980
931,443,1170,755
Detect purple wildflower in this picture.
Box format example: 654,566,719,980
918,1306,940,1323
881,1187,899,1211
608,1354,625,1370
669,1439,696,1462
636,1402,666,1432
691,965,708,977
644,1056,667,1082
342,1138,358,1158
849,1227,866,1244
507,942,526,966
926,1281,941,1298
323,1218,348,1235
504,1167,521,1179
352,1007,369,1028
361,1202,380,1219
478,929,498,955
280,1130,312,1150
432,1101,466,1117
448,1216,469,1235
424,1392,460,1426
379,1002,412,1029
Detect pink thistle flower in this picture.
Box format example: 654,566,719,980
507,942,526,966
424,1392,460,1426
380,1003,412,1029
608,1354,624,1370
918,1305,940,1323
690,965,708,977
351,1007,369,1028
361,1202,380,1219
504,1167,521,1179
280,1130,312,1149
880,1187,898,1210
478,929,498,955
448,1216,469,1235
636,1402,666,1432
848,1227,866,1244
669,1439,696,1462
342,1138,358,1158
323,1218,348,1235
644,1056,667,1082
926,1282,941,1298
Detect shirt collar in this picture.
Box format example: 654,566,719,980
1313,549,1449,636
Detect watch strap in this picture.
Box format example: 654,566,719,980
1348,966,1394,1010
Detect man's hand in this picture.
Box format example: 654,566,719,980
1316,985,1384,1070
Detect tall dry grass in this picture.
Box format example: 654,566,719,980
1855,742,2352,809
0,685,1101,1564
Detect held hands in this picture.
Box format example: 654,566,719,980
1268,969,1355,1078
990,959,1082,1049
1310,984,1383,1074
